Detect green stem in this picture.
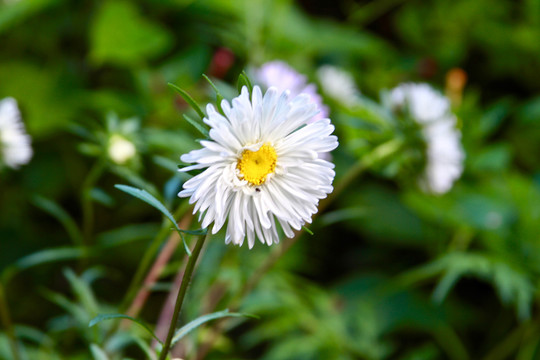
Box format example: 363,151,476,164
119,202,190,313
158,232,209,360
82,157,107,246
0,283,21,360
321,137,403,212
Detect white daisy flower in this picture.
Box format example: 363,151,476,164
0,97,33,169
388,83,464,194
252,60,329,122
178,86,338,248
317,65,360,106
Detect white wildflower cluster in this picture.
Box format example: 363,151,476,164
389,83,464,194
178,86,338,248
0,97,33,169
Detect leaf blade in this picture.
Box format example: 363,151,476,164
171,309,257,345
89,314,163,345
168,83,205,119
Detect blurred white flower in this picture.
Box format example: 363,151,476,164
179,86,338,248
252,60,329,122
317,65,360,106
108,134,136,165
0,97,33,169
389,83,464,194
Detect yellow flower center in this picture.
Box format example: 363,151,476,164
237,143,277,186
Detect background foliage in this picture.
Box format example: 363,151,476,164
1,0,540,359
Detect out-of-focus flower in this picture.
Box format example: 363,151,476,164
317,65,360,106
0,97,33,169
388,83,464,194
208,47,235,78
76,113,141,168
108,134,136,165
179,86,338,248
251,60,328,122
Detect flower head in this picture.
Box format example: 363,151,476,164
388,83,464,194
252,60,328,122
0,97,33,169
317,65,360,106
179,86,338,248
108,134,136,165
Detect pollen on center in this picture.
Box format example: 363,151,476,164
237,143,277,186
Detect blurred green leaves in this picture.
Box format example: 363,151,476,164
90,0,173,66
0,62,79,137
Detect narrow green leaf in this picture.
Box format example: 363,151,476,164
31,195,84,245
202,74,221,96
90,188,115,207
111,167,159,197
41,288,88,325
15,247,87,269
97,223,160,248
202,74,225,114
64,268,99,316
90,344,109,360
237,71,253,94
114,184,203,256
171,309,257,345
2,246,88,283
168,83,205,119
114,184,178,228
89,314,163,345
183,114,209,137
302,226,314,235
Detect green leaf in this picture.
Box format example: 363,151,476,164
114,184,208,255
237,71,253,95
202,74,225,114
89,0,173,66
2,247,88,283
0,0,56,34
89,188,116,207
90,344,109,360
41,289,88,326
97,223,160,248
31,195,84,246
171,309,257,345
168,83,205,119
302,226,314,235
183,114,209,138
64,269,99,316
89,314,162,345
111,167,159,198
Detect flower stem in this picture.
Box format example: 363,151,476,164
124,212,194,322
158,231,209,360
0,283,21,360
82,157,107,246
322,137,403,210
119,202,191,313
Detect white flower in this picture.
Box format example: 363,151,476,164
317,65,360,106
389,83,464,194
252,60,328,122
178,86,338,248
0,97,32,169
108,134,136,164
